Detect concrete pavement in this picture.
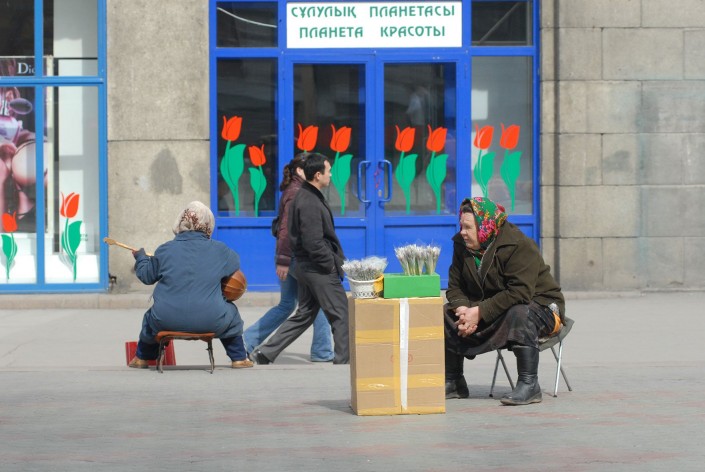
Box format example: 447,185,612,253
1,291,704,471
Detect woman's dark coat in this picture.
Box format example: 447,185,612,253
446,222,565,323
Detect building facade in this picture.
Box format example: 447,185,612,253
1,0,704,295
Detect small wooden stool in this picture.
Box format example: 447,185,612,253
155,331,216,374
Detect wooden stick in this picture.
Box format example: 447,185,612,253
103,237,153,257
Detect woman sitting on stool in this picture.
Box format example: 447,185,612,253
445,197,564,405
128,201,253,369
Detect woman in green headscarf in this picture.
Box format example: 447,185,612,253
444,197,565,405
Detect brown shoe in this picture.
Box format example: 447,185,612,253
231,359,254,369
128,357,149,369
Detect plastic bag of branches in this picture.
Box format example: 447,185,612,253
394,244,441,276
342,256,388,282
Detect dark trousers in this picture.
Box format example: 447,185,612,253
259,263,349,364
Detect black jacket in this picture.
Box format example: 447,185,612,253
445,222,565,323
288,181,345,278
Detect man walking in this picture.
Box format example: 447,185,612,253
249,153,349,364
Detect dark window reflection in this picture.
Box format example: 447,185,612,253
472,1,531,46
217,59,277,216
217,2,277,48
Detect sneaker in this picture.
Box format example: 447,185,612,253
128,357,149,369
310,356,334,362
249,349,271,365
231,359,254,369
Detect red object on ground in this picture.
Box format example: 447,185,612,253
125,341,176,366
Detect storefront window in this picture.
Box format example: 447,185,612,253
46,0,98,76
472,0,532,46
216,58,277,216
1,0,105,290
384,63,457,216
217,2,278,48
293,64,365,217
471,56,533,214
0,1,34,58
45,86,100,283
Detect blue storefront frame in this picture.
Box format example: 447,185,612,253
0,0,109,293
210,0,540,291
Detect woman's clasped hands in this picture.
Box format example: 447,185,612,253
455,305,481,337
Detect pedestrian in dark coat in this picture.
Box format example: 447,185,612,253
127,201,253,369
249,153,349,364
445,197,564,405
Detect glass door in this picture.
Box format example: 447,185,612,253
373,56,467,279
286,56,467,283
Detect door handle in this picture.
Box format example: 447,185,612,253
378,160,393,205
357,160,371,206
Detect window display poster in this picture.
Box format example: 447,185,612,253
0,57,42,233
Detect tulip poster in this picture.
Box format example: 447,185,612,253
1,212,18,280
393,124,449,215
473,123,522,211
220,116,270,216
60,192,82,281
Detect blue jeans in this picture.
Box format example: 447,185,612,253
136,315,247,361
243,269,333,361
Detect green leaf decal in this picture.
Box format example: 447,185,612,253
473,150,495,198
331,153,353,215
500,150,522,211
425,153,448,214
2,233,17,280
395,153,418,214
220,142,245,215
67,220,82,257
248,167,267,216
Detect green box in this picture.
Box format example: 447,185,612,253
382,273,441,299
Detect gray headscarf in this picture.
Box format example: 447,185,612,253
172,201,214,237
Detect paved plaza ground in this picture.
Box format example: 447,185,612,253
1,291,704,471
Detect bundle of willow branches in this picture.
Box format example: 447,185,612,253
342,256,388,281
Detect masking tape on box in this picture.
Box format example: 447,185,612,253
400,297,410,410
356,373,445,392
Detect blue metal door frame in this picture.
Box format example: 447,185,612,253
210,0,540,290
0,0,108,293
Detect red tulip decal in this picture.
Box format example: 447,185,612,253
393,125,418,214
60,192,83,281
249,145,267,166
394,125,416,153
425,125,449,214
220,115,246,215
426,125,447,153
1,212,18,280
329,125,354,215
330,125,351,153
499,124,523,211
499,123,520,150
247,145,267,216
473,124,496,199
297,124,319,152
60,192,80,218
2,212,17,233
221,116,243,141
474,124,494,150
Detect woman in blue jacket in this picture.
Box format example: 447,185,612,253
128,201,253,369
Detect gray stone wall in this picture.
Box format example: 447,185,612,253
541,0,705,290
106,0,209,292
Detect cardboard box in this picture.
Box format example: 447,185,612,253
349,297,445,415
382,273,441,299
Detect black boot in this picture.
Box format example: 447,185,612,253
445,350,469,399
445,375,469,399
501,346,542,406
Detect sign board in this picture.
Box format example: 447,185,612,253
287,2,462,49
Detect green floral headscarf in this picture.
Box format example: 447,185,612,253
459,197,508,265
